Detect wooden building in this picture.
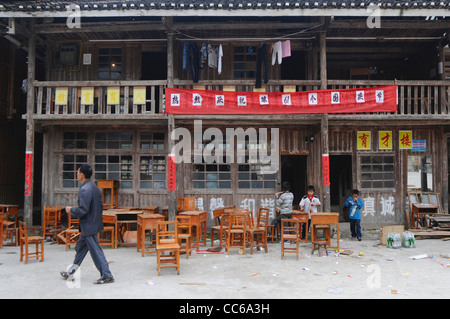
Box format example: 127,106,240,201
0,0,449,228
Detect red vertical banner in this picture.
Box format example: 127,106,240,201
322,154,330,187
24,151,33,196
168,154,176,192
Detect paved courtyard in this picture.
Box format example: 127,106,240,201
1,224,449,301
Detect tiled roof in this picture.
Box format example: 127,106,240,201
0,0,449,11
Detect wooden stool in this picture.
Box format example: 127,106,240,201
311,241,328,256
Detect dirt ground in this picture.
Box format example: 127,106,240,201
1,223,449,301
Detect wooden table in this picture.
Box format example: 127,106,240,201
0,204,19,246
310,212,340,250
292,210,309,243
137,213,165,256
103,209,146,247
411,203,438,229
179,210,207,250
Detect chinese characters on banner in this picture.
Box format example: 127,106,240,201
379,131,392,150
168,154,176,192
322,154,330,186
165,85,397,115
24,151,33,196
55,87,68,105
357,131,371,150
399,131,412,149
80,87,94,105
107,87,120,105
133,87,146,105
357,131,414,150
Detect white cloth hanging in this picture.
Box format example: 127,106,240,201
272,41,282,65
218,44,223,74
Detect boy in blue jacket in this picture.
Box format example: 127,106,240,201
345,189,364,241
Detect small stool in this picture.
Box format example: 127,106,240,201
311,241,328,256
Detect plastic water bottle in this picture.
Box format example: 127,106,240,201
387,233,394,248
403,231,415,248
391,233,401,249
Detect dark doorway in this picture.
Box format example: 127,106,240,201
141,52,167,113
330,155,353,221
280,51,307,80
281,155,307,208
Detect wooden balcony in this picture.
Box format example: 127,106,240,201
30,79,449,122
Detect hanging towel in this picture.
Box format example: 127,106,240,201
208,44,218,69
271,41,282,65
281,40,291,58
218,44,223,74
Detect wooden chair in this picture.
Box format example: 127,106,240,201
267,209,280,242
57,213,81,250
19,221,44,264
42,205,62,241
156,221,180,276
98,215,117,249
210,208,229,247
246,209,268,254
177,197,196,214
281,219,300,260
176,215,192,259
225,213,247,255
2,206,18,244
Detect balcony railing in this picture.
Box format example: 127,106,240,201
32,79,449,117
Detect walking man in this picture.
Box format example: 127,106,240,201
61,164,114,284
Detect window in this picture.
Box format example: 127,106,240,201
407,155,433,191
233,46,257,79
361,155,395,189
95,132,132,150
98,48,122,80
94,155,133,188
62,154,88,188
238,163,276,189
193,163,231,189
63,132,88,149
140,156,166,189
140,132,165,150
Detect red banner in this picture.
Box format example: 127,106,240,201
322,154,330,187
168,154,176,192
24,151,32,196
165,85,397,115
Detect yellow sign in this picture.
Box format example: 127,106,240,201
379,131,393,150
133,87,146,105
107,87,120,105
55,87,68,105
357,131,371,150
399,131,412,149
80,87,94,105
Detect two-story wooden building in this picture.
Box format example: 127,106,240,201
0,0,449,228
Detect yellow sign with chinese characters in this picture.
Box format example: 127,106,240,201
357,131,371,150
399,131,412,149
379,131,393,150
55,87,68,105
133,87,146,105
107,87,120,105
80,87,94,105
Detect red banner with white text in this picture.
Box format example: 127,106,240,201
165,85,397,115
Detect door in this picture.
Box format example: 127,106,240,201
281,155,307,208
330,155,353,221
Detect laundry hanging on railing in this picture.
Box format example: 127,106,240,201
165,85,397,115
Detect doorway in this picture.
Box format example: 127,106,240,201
141,51,167,113
281,155,307,208
330,155,353,221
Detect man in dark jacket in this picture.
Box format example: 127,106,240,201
61,164,114,284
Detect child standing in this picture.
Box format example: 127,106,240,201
345,189,364,241
299,185,321,239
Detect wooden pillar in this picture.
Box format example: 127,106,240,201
319,30,327,90
166,16,177,221
24,34,36,226
321,113,331,212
